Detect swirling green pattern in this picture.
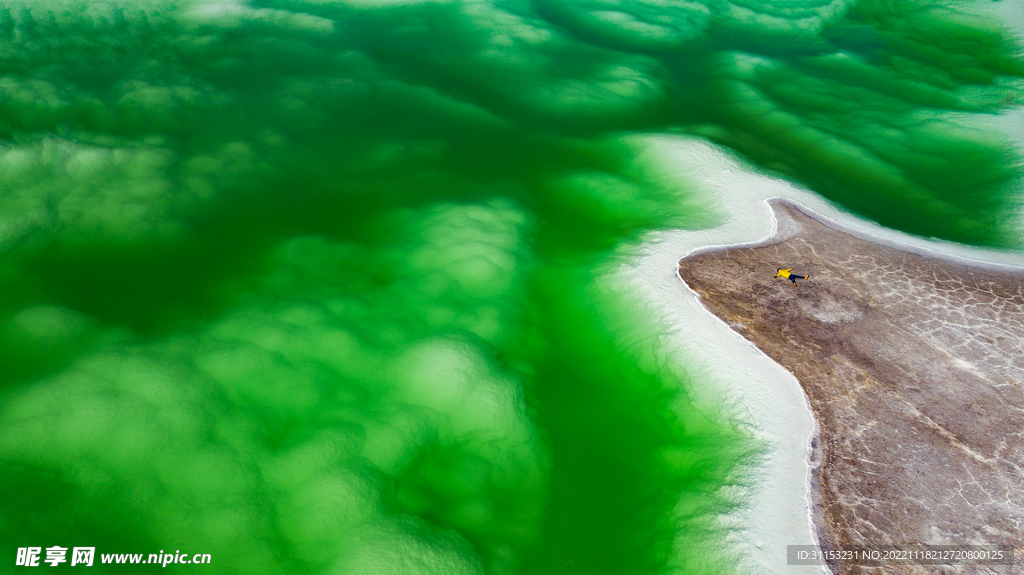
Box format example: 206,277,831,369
0,0,1020,573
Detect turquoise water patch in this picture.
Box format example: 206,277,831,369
0,0,1021,573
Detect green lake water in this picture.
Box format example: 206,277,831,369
0,0,1021,573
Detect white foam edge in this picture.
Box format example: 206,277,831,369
612,133,1024,575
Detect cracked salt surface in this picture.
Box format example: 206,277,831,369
619,134,1024,574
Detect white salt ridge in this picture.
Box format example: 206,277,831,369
619,134,1024,574
619,136,825,575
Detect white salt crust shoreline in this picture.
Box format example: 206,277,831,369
619,134,1024,574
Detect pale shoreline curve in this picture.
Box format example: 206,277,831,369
621,135,832,575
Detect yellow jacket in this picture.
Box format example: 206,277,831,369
775,268,792,278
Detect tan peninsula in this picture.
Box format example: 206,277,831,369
678,199,1023,575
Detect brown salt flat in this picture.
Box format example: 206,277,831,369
677,199,1024,575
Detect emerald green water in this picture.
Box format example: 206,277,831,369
0,0,1021,573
